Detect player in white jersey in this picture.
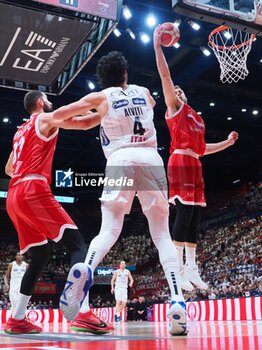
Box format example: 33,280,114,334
111,261,134,322
5,253,28,315
59,51,187,335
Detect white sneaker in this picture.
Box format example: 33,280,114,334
185,264,208,290
60,263,93,320
180,267,194,291
167,301,187,336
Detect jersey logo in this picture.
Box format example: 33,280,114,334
111,89,139,97
187,113,205,129
132,97,146,106
112,99,129,109
126,89,140,96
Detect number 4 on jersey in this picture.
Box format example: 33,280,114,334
133,116,145,136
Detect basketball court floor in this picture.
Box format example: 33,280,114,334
1,320,261,350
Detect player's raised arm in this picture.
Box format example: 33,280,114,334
153,25,181,115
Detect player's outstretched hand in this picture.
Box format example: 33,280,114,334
153,25,164,49
228,131,239,145
111,288,114,294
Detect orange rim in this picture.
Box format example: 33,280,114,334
208,25,256,50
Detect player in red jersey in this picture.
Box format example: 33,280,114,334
4,90,113,335
154,25,238,291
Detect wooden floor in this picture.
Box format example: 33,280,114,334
0,320,261,350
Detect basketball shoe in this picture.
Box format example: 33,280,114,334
71,311,114,334
4,317,42,334
167,301,187,336
184,264,208,290
180,266,194,291
60,262,93,321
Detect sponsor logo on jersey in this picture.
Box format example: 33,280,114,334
187,113,205,128
111,89,139,97
55,169,73,187
112,99,129,109
132,97,146,106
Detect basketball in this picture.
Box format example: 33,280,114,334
160,22,180,47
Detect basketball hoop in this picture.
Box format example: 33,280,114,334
208,26,256,83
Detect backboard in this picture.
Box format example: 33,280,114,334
172,0,262,36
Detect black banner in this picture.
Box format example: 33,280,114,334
0,3,94,85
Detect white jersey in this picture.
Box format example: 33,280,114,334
115,269,129,289
100,84,157,159
10,261,27,290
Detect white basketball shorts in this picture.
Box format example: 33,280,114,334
115,287,128,302
100,147,169,214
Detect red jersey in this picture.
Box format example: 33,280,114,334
10,114,58,187
165,102,206,156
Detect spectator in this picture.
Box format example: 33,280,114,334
35,301,43,310
134,297,147,321
126,299,136,321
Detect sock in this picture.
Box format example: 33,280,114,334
13,293,31,320
175,245,184,268
143,209,184,301
164,266,184,300
79,292,90,313
185,246,196,267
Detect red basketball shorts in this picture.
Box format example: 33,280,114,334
6,180,77,253
167,152,206,207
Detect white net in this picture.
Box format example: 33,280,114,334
208,26,255,84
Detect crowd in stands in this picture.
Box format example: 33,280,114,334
101,235,156,266
222,184,262,218
0,183,261,310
